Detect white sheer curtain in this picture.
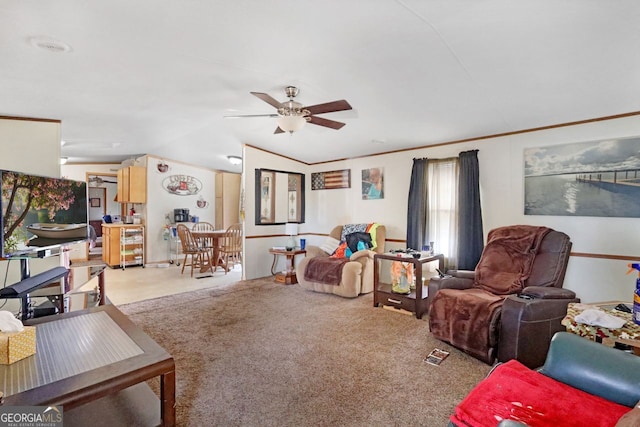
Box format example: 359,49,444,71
427,158,459,269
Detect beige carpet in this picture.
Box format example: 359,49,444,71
119,278,492,426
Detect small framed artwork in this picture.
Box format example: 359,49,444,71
256,169,275,224
311,169,351,190
362,167,384,199
90,198,101,208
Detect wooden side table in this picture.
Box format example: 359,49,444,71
373,252,445,319
269,248,306,285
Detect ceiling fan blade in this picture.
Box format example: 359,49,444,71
308,115,346,130
304,100,352,115
224,113,279,119
250,92,282,109
274,126,286,134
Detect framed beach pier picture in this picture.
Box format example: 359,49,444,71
524,136,640,218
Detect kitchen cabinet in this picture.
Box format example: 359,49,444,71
215,172,240,229
102,224,145,268
117,166,146,203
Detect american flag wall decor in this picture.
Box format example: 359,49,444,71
311,170,351,190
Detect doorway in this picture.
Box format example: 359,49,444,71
87,173,118,260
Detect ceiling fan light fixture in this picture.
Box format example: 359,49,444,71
276,115,306,133
227,155,242,165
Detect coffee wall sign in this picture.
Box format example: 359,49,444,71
162,174,202,195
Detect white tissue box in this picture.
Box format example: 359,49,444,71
0,326,36,364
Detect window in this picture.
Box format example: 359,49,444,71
407,150,482,271
427,158,459,268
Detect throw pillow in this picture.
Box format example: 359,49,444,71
319,236,341,255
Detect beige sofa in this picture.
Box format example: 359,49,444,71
296,224,386,298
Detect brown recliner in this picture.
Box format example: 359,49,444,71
428,225,577,368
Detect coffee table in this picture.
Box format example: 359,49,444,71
2,304,175,426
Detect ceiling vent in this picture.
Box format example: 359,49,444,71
29,36,72,53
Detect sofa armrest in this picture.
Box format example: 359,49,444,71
304,245,329,258
350,250,376,294
498,293,580,368
540,332,640,407
428,274,474,293
446,269,476,280
349,249,375,262
521,286,576,299
426,273,475,317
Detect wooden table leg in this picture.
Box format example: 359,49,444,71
199,252,213,274
98,269,105,305
270,253,278,275
286,254,296,274
211,238,228,273
160,367,176,427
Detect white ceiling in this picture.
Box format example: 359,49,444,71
2,1,639,172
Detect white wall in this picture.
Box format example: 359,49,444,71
0,118,61,177
244,115,640,303
145,155,216,264
61,164,119,180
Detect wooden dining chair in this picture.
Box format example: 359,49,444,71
191,222,214,231
176,224,211,277
191,222,216,254
220,223,242,274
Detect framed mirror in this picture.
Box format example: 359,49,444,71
255,168,305,225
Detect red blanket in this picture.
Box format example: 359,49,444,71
451,360,630,427
304,257,349,285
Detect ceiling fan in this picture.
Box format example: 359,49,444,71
89,176,117,186
227,86,352,134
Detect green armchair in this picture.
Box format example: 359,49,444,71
449,332,640,426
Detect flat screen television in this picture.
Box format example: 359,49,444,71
1,169,88,258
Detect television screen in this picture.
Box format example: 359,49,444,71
1,170,88,258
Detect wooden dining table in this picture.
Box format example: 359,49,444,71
191,229,229,273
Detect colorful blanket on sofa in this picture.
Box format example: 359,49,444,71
332,223,381,258
304,257,349,285
451,359,630,427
